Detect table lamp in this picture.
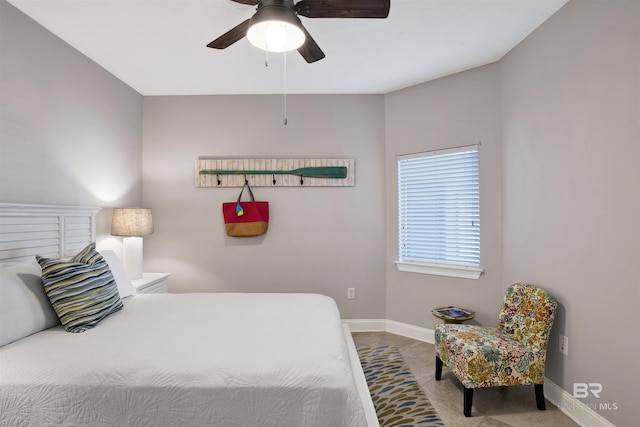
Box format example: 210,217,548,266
111,208,153,280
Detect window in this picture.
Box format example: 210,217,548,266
396,145,483,279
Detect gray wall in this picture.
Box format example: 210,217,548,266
141,95,387,319
499,1,639,425
0,0,143,242
384,63,504,328
384,1,638,425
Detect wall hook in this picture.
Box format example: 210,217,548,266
272,174,277,185
299,176,304,186
244,175,249,185
216,175,221,186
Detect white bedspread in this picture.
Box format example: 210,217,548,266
0,293,368,426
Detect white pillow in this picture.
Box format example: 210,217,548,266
0,260,60,346
100,250,135,298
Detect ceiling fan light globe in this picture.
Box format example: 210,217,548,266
247,20,305,52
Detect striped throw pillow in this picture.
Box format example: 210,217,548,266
36,243,123,333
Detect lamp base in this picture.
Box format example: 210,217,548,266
122,236,143,280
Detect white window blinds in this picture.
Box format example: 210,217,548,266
398,145,480,267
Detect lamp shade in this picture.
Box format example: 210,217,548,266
111,208,153,237
247,3,305,52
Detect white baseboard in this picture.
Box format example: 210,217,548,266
344,319,388,333
343,318,614,427
344,319,435,343
543,378,616,427
385,319,435,343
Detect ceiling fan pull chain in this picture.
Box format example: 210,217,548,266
283,51,288,126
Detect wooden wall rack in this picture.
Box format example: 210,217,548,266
195,158,355,187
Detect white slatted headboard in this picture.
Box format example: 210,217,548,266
0,203,100,262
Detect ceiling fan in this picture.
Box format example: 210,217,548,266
207,0,391,63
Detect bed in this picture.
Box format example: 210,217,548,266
0,203,378,426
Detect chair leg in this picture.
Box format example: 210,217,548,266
464,388,473,417
435,356,443,380
535,384,546,410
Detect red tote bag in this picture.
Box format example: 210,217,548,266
222,183,269,237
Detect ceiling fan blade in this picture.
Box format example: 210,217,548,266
297,24,325,63
231,0,259,5
295,0,390,19
207,19,251,49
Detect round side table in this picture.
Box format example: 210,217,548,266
431,306,475,324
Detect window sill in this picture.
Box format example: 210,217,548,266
394,261,483,280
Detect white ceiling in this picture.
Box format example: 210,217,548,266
8,0,568,96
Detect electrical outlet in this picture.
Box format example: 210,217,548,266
347,288,355,299
559,334,568,355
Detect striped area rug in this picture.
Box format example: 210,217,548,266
358,345,445,427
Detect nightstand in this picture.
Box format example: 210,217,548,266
132,273,170,294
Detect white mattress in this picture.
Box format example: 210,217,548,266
0,293,370,426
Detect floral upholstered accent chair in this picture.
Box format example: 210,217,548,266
434,284,557,417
